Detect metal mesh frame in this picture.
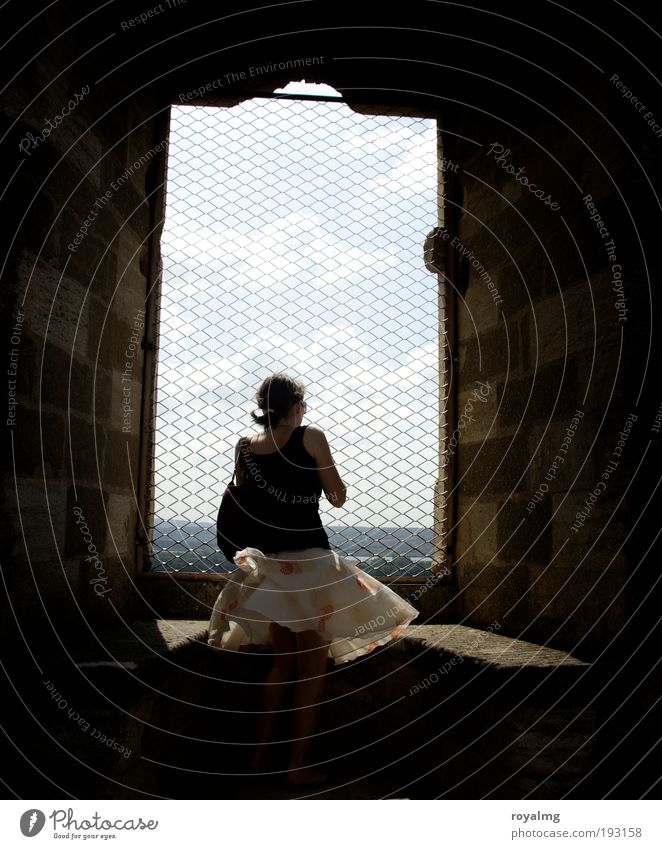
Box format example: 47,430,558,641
143,95,449,578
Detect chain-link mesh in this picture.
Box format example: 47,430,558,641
147,96,443,577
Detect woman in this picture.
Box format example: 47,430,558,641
208,373,418,786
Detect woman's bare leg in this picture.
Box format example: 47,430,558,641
287,629,330,784
249,621,297,771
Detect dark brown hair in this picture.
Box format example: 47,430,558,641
251,373,306,430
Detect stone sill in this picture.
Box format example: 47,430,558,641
87,618,586,673
397,624,588,669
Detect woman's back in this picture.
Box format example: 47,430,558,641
240,425,321,492
238,425,330,552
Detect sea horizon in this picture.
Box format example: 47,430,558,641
150,517,436,576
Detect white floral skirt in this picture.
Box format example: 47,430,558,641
207,547,419,665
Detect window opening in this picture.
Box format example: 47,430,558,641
147,95,443,578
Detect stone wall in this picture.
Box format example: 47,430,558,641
450,88,661,652
0,15,168,639
2,3,660,660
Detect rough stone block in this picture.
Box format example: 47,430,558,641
67,357,98,416
459,434,528,496
65,414,106,485
112,358,144,436
116,227,146,288
17,336,96,417
525,564,631,645
11,405,65,478
64,485,109,558
105,492,135,557
498,493,552,565
88,301,132,363
8,478,68,563
461,281,505,333
65,227,121,297
83,364,113,424
103,428,140,489
550,491,628,571
19,253,89,350
526,409,596,497
534,277,621,368
455,499,499,564
90,248,121,302
21,336,67,409
461,324,517,382
451,380,497,450
456,561,530,627
557,485,628,545
496,357,577,428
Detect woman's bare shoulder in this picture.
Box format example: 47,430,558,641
303,424,331,457
304,424,328,443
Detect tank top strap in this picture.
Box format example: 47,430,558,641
289,424,308,453
236,436,251,472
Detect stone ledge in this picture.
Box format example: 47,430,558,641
67,619,589,678
396,624,588,669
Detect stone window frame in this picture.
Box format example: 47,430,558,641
135,93,457,586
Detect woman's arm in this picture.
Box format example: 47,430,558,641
303,425,347,508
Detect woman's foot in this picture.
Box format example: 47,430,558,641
286,766,329,787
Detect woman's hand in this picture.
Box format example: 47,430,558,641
303,425,347,508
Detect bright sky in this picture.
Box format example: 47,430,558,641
153,83,440,529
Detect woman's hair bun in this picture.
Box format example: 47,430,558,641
251,373,306,430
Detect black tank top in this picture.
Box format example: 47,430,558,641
237,425,330,553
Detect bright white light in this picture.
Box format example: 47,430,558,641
155,98,440,569
273,80,342,98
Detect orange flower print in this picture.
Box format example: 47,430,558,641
390,626,405,640
365,641,380,654
318,603,334,632
356,577,372,593
279,561,300,575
